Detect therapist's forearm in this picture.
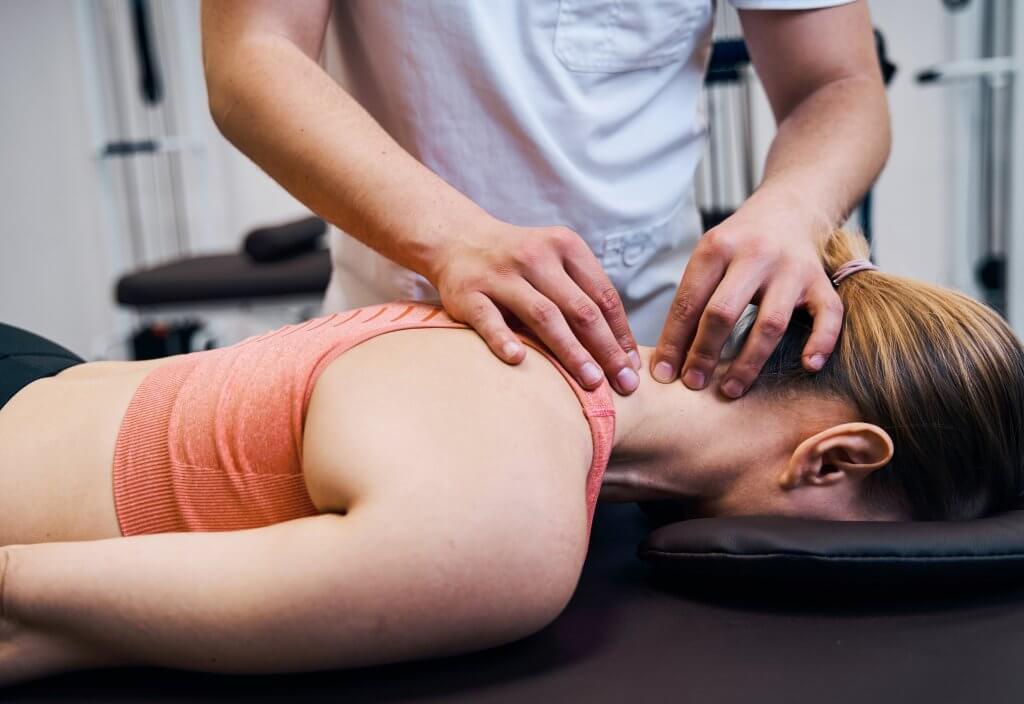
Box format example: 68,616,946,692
740,75,891,236
202,5,642,394
204,35,488,279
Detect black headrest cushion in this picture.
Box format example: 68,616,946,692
638,507,1024,592
243,216,326,263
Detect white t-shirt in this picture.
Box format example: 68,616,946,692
322,0,852,343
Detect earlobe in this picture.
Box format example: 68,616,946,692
779,422,894,490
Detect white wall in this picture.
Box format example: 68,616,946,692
1010,3,1024,332
866,0,952,284
0,1,306,356
0,1,113,354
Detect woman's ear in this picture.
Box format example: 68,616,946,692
778,422,894,490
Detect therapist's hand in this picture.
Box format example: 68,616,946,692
431,219,642,395
651,201,843,399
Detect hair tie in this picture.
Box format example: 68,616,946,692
831,258,879,286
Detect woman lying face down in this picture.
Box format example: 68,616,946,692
0,229,1020,685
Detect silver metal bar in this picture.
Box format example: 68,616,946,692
917,56,1017,83
1006,0,1024,332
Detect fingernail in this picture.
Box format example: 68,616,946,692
653,361,674,383
503,341,522,359
628,349,641,370
683,368,706,390
722,379,744,399
808,353,827,370
616,367,640,393
580,361,603,386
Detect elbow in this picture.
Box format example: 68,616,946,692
860,73,893,169
479,536,587,645
502,569,579,641
423,528,586,651
468,577,578,651
200,14,243,135
516,587,577,641
879,96,893,169
204,68,237,136
202,40,251,138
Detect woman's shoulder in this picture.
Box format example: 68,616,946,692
302,325,594,523
302,325,596,639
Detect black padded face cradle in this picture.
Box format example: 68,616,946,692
638,503,1024,593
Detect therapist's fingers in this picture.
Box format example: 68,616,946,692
431,222,638,390
500,280,611,392
562,246,641,371
652,244,729,384
800,281,845,371
717,276,802,398
678,263,765,392
450,292,527,365
527,267,639,395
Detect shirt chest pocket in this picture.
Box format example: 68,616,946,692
553,0,711,73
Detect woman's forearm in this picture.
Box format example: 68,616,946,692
0,504,567,684
202,4,491,280
0,514,453,677
1,516,364,676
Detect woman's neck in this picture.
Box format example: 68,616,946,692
601,348,737,503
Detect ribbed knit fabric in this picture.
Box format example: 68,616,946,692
112,302,616,536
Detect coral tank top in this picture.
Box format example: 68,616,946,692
112,302,616,536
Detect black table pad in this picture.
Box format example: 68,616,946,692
10,503,1024,704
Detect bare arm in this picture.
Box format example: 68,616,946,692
740,2,891,235
0,504,578,684
201,1,640,394
201,0,476,281
652,0,890,397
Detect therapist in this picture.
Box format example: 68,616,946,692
201,0,890,398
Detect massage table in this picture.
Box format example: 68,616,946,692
11,501,1024,704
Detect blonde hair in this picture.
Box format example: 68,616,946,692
752,229,1024,520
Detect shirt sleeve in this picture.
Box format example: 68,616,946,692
728,0,855,9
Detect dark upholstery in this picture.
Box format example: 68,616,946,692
115,249,332,306
243,217,326,263
10,503,1024,704
0,322,84,409
641,508,1024,592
